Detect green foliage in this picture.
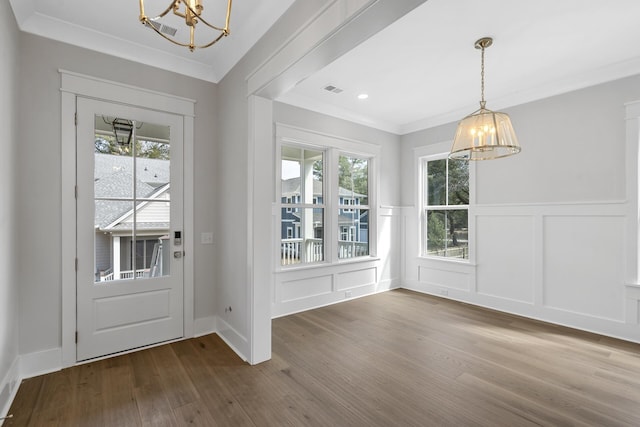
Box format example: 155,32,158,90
425,158,469,256
427,211,446,251
95,135,170,160
426,158,468,206
339,155,368,202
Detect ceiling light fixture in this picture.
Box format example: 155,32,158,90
139,0,232,52
357,93,369,100
449,37,520,160
110,118,134,146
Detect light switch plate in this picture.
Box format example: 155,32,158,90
201,232,213,245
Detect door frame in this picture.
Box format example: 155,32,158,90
60,70,195,367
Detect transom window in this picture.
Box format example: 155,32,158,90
422,155,469,260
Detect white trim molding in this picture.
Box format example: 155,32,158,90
60,70,196,368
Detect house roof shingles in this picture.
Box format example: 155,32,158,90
94,153,170,230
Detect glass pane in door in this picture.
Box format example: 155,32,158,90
93,115,171,283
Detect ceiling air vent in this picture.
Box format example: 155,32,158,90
145,20,178,37
323,85,344,94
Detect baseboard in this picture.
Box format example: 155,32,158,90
0,347,61,424
215,317,249,362
273,279,400,319
402,282,640,344
193,315,217,338
0,356,20,425
20,347,62,380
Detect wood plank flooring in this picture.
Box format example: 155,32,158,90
7,289,640,426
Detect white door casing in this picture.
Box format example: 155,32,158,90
60,70,195,366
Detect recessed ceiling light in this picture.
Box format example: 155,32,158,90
357,93,369,100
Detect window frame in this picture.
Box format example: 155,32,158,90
276,124,379,270
419,150,474,263
337,152,371,260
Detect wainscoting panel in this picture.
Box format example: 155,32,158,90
476,215,535,304
543,215,625,322
281,275,333,303
337,267,377,291
418,265,470,291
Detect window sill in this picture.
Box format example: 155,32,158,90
277,256,380,273
417,256,476,268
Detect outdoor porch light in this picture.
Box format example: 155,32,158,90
111,118,134,146
449,37,521,160
139,0,232,52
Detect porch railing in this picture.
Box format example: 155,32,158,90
100,269,149,281
281,239,369,264
338,240,369,259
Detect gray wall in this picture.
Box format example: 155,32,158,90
0,4,20,414
400,74,640,341
401,75,638,206
215,0,334,353
16,33,218,355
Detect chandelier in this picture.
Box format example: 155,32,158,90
449,37,520,160
139,0,232,52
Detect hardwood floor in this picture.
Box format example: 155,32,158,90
7,289,640,426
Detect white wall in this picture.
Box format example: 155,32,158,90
16,33,218,357
271,102,402,316
401,75,640,343
0,4,20,418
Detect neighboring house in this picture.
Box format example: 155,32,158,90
280,178,369,263
94,153,171,281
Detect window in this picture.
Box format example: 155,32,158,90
279,140,375,267
280,146,324,266
422,155,469,259
338,155,369,259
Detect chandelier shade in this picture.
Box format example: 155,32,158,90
449,107,520,160
139,0,232,52
450,37,520,160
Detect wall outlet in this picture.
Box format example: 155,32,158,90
201,232,214,245
439,289,449,296
345,290,352,298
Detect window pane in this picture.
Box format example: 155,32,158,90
448,159,469,206
426,209,468,259
426,159,446,206
94,116,173,283
135,201,171,278
339,155,368,205
281,146,323,205
94,133,133,200
94,200,133,282
338,208,369,259
281,207,324,265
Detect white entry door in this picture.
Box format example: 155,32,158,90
76,97,184,361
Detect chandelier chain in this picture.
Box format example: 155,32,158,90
480,44,486,108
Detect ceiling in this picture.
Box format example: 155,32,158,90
279,0,640,134
8,0,296,83
10,0,640,135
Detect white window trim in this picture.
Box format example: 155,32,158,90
275,124,380,271
415,141,476,265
